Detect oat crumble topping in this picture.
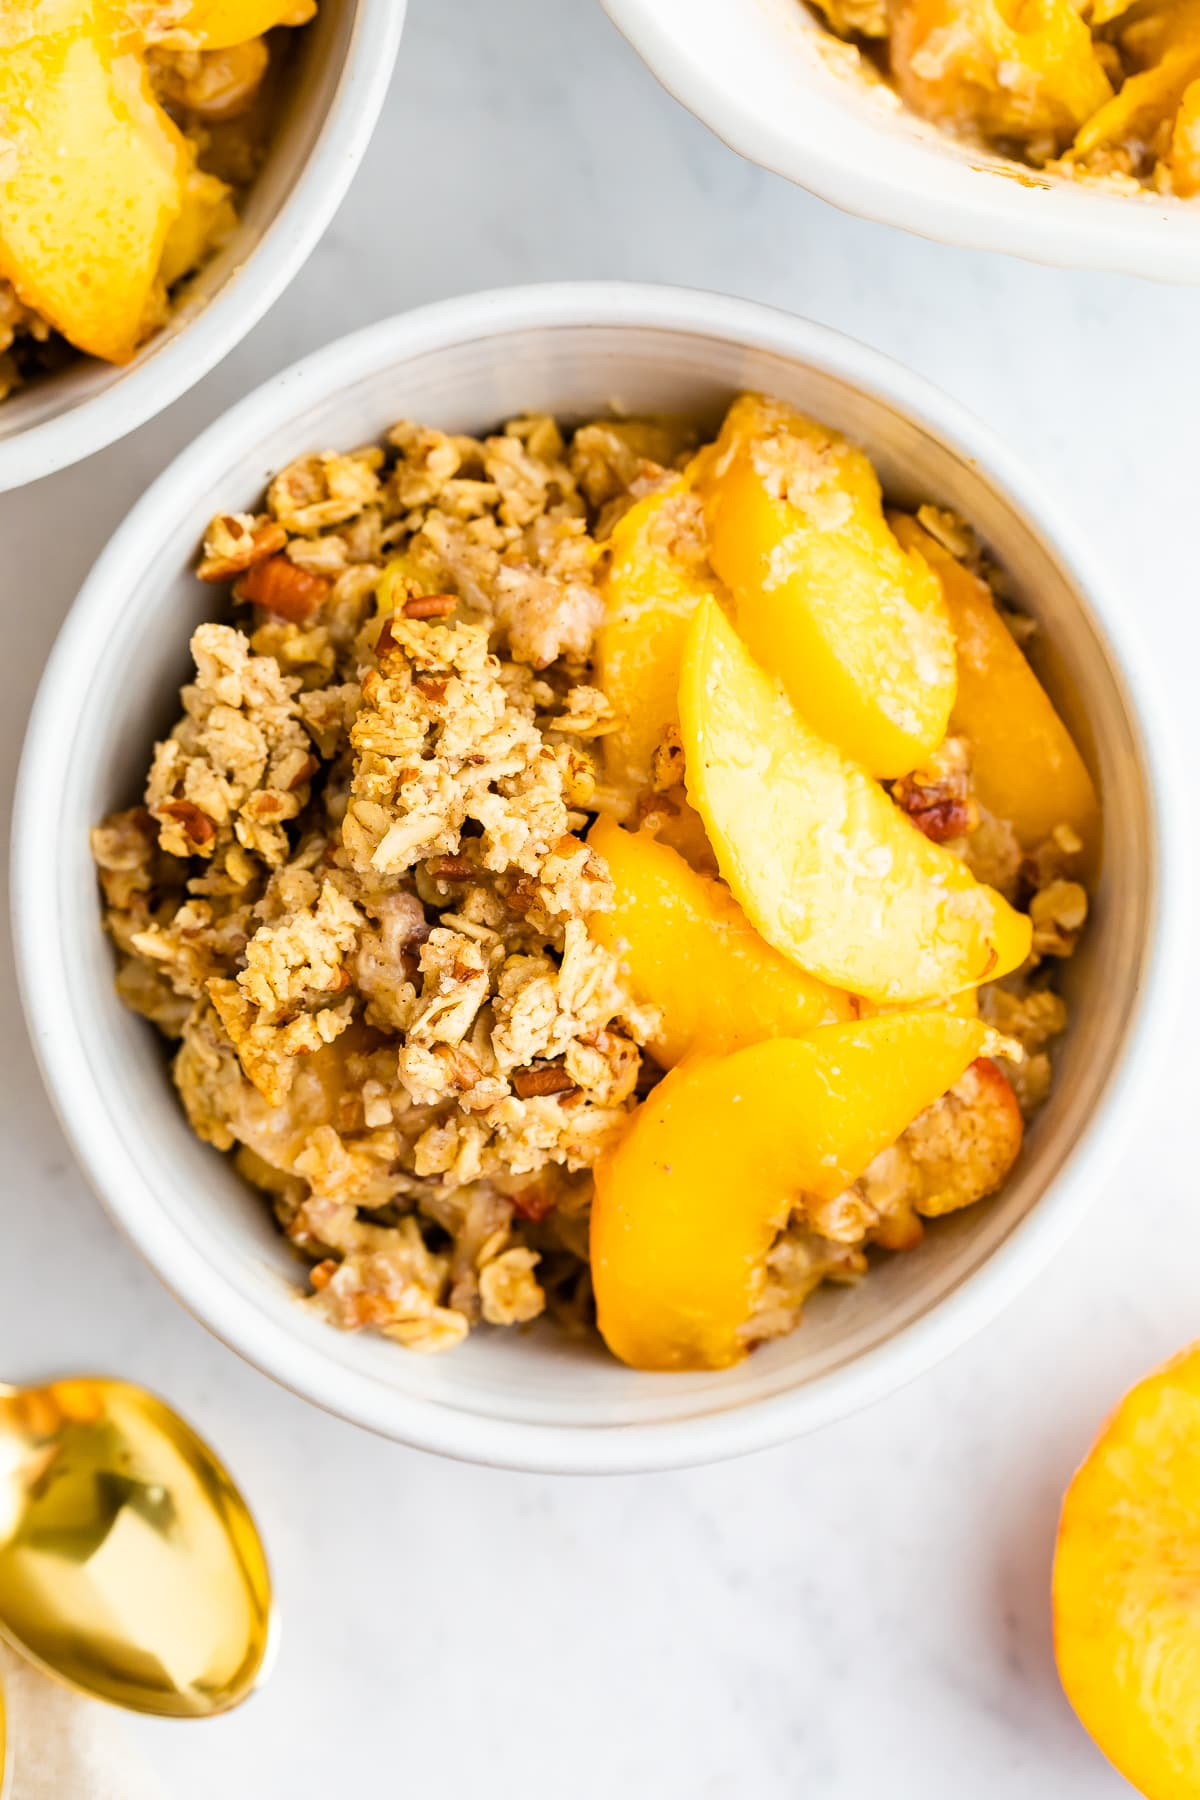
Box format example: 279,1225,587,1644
93,408,1089,1358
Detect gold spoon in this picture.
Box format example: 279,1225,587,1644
0,1378,273,1719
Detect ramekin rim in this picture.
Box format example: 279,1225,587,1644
600,0,1200,283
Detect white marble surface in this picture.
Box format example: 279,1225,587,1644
1,0,1196,1792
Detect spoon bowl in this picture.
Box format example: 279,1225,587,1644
0,1379,272,1718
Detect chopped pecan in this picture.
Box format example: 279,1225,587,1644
892,738,976,844
285,754,320,792
505,874,538,915
403,593,457,619
900,794,973,844
426,855,474,881
155,799,216,850
512,1065,578,1100
234,554,332,623
435,1043,484,1091
197,516,287,583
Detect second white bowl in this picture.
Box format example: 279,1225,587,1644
12,284,1174,1471
602,0,1200,282
0,0,406,493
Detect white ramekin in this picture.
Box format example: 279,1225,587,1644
0,0,406,493
601,0,1200,282
12,283,1178,1472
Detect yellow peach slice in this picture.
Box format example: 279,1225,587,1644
157,1,315,50
588,816,856,1067
1054,1343,1200,1798
888,0,1112,151
591,1013,992,1370
0,15,188,362
696,393,955,779
157,165,237,289
892,516,1099,862
594,478,723,803
1170,78,1200,197
1069,46,1200,164
679,595,1031,1005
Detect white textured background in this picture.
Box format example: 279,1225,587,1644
2,1,1196,1792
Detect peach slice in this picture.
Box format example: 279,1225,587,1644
887,0,1113,151
892,516,1099,863
696,393,956,778
158,1,315,50
679,595,1031,1005
594,477,724,803
588,816,856,1067
158,165,238,289
591,1013,992,1371
1054,1344,1200,1798
0,13,188,362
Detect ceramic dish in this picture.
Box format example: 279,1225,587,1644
0,0,406,495
12,284,1174,1472
600,0,1200,282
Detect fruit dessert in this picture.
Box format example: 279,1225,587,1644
808,0,1200,197
1054,1343,1200,1797
0,1,315,401
92,394,1097,1368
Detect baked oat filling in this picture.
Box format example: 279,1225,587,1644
93,396,1095,1370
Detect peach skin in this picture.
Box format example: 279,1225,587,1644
1054,1343,1200,1799
591,1013,995,1371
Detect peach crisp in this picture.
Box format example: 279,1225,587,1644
93,395,1096,1368
0,1,315,399
807,0,1200,197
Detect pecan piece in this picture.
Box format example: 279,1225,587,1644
512,1065,578,1100
900,794,973,844
154,799,216,851
285,754,320,792
426,855,474,881
234,554,331,623
197,516,287,583
403,592,457,619
891,738,976,844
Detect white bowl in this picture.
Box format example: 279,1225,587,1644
0,0,406,493
602,0,1200,281
12,283,1176,1472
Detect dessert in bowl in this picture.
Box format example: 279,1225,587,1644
807,0,1200,197
0,0,405,490
600,0,1200,280
13,286,1169,1470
